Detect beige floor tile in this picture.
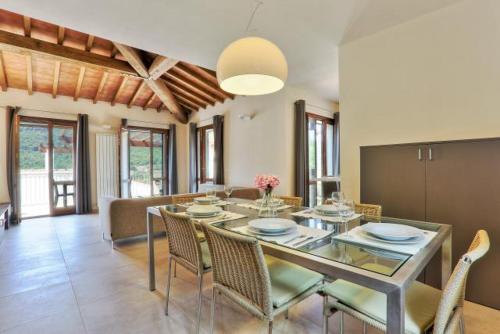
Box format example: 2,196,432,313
0,309,86,334
0,282,79,332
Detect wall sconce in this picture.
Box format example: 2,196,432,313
239,113,254,121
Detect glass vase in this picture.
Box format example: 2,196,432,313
258,191,278,218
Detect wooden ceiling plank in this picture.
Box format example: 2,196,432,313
26,54,32,95
57,26,65,45
115,42,186,123
143,92,156,110
164,71,221,103
52,60,61,98
175,96,198,111
74,66,86,101
86,35,95,52
171,63,231,99
0,30,137,76
165,79,213,106
93,71,109,104
0,51,7,91
168,86,205,109
148,56,178,80
128,80,146,108
23,16,31,37
111,76,129,106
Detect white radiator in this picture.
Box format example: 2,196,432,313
96,133,119,202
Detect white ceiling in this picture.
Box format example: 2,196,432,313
0,0,463,101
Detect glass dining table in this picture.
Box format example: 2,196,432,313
146,198,452,334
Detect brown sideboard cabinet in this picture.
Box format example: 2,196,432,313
361,138,500,310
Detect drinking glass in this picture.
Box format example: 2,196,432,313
206,189,216,198
339,199,355,238
224,186,233,199
330,191,344,205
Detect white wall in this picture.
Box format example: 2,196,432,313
0,89,188,209
189,85,338,196
339,0,500,201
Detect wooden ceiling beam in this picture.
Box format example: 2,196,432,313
0,30,137,76
165,79,213,106
57,27,65,45
74,66,86,101
176,96,198,111
164,71,221,103
111,76,128,106
93,71,108,104
170,63,231,99
181,62,233,98
148,56,178,80
25,54,32,95
110,45,118,58
171,90,204,109
85,35,95,52
52,60,60,98
114,42,186,123
143,92,156,110
128,80,145,108
156,102,164,113
0,51,7,91
23,17,31,37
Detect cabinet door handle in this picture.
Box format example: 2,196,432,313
418,148,422,161
428,147,433,161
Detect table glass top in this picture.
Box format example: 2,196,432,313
157,198,443,277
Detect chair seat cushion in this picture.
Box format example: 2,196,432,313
324,276,442,334
200,241,211,269
265,255,323,308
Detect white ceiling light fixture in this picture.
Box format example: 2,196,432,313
216,1,288,96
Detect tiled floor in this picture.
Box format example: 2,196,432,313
0,215,498,333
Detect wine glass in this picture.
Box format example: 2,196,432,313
339,199,355,238
224,186,233,200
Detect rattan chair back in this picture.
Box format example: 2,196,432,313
278,195,303,207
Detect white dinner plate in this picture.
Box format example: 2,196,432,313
194,196,220,204
361,223,424,241
247,226,295,236
186,205,222,217
359,230,424,245
248,218,297,233
314,204,341,215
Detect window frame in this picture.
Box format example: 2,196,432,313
127,125,169,197
306,113,334,181
198,124,214,184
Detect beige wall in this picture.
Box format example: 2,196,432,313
0,89,188,209
189,85,338,196
339,0,500,201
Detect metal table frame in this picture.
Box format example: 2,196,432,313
146,204,451,334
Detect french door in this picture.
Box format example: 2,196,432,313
18,117,77,218
127,127,168,198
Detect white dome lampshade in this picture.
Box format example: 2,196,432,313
216,37,288,96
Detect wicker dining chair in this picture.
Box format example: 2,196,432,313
322,229,490,334
200,222,324,334
354,203,382,219
171,193,202,205
158,208,212,334
277,195,303,207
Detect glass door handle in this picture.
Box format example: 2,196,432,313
428,147,433,161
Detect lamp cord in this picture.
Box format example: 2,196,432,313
245,0,264,33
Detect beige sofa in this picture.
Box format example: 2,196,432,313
99,187,260,242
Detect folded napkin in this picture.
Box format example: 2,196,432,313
178,200,232,208
292,209,362,223
333,226,437,255
179,211,246,225
236,203,292,211
232,224,332,249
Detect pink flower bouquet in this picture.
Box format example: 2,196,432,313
254,174,280,195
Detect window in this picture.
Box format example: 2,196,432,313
127,127,168,197
307,113,335,206
198,125,215,184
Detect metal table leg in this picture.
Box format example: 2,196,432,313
147,211,156,291
441,232,452,288
387,288,405,333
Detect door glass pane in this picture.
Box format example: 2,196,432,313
19,123,50,217
129,129,151,197
308,118,317,180
152,132,164,196
205,128,215,181
52,125,75,209
326,123,334,176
